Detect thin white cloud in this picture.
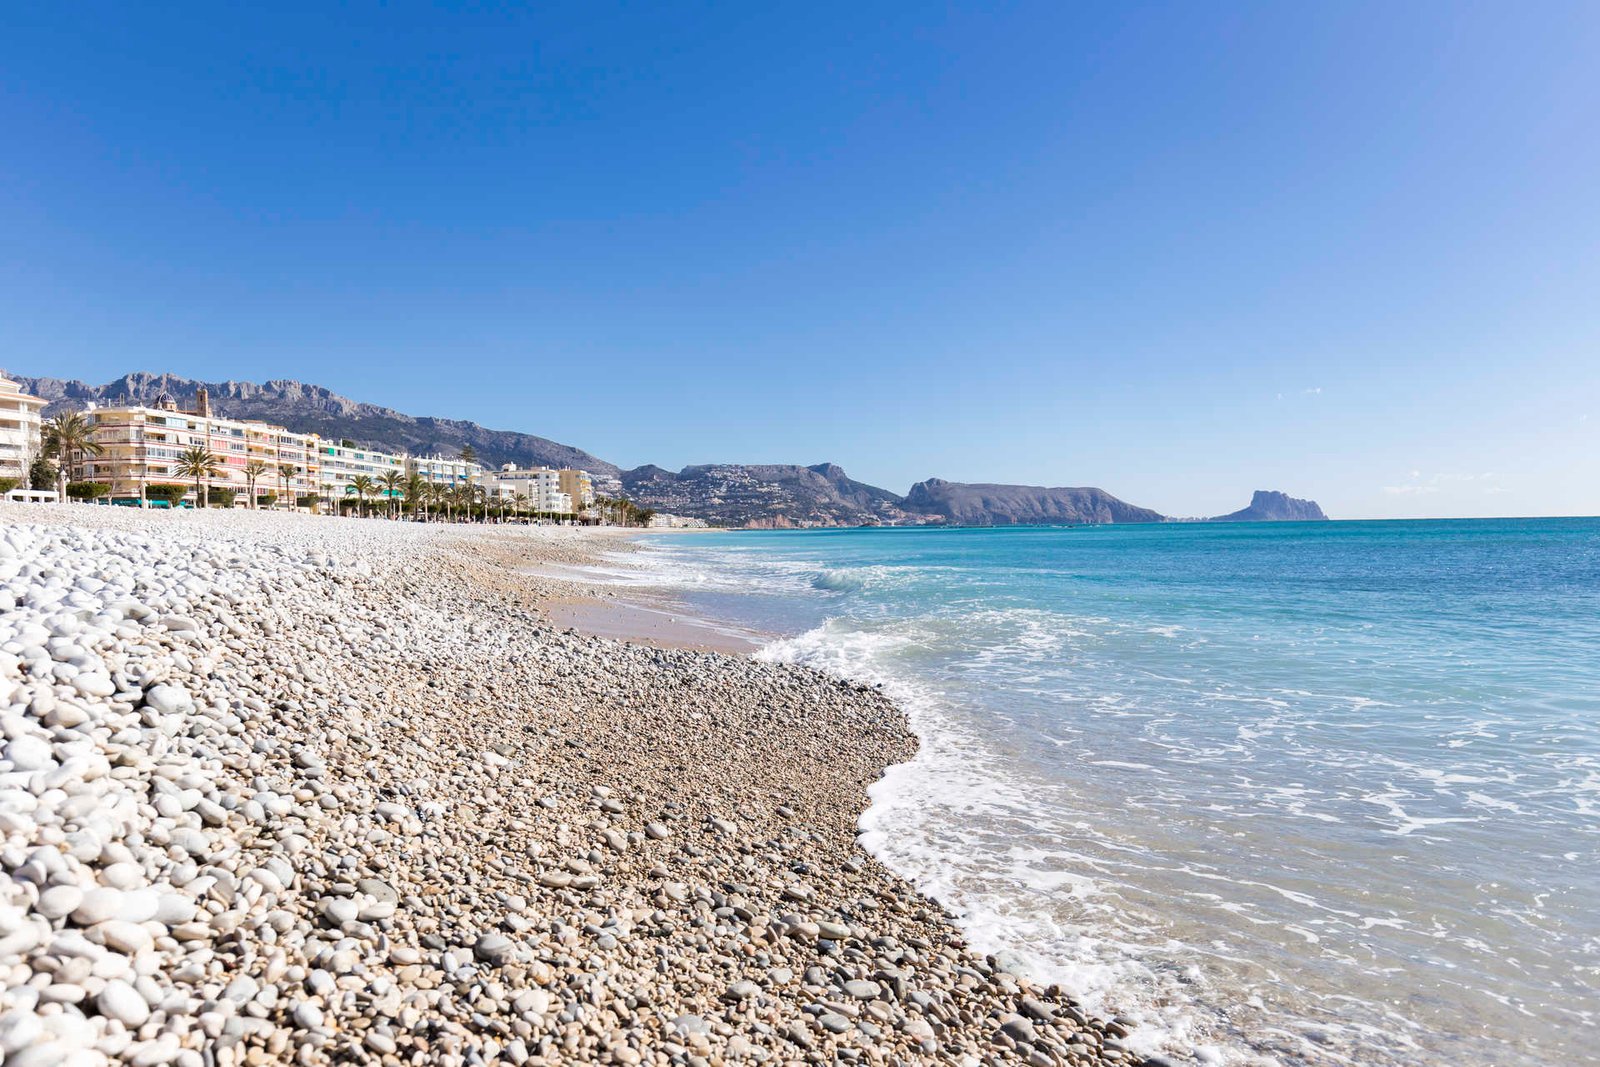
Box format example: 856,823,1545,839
1384,470,1507,497
1302,386,1322,395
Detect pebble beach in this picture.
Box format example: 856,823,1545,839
0,505,1160,1067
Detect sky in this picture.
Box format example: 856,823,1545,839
2,2,1597,519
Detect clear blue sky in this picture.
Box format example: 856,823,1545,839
3,2,1596,518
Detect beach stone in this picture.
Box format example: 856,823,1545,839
144,684,193,715
999,1015,1037,1043
37,885,85,921
152,894,196,925
356,877,398,903
725,980,760,1001
97,979,151,1028
1021,998,1057,1022
94,920,154,954
115,888,160,924
512,988,550,1016
72,888,122,927
4,735,53,772
74,672,117,697
318,898,358,926
474,932,515,965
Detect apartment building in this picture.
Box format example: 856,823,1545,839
481,465,574,514
0,374,45,483
408,454,483,491
82,391,321,505
557,468,595,510
316,442,406,504
69,390,593,517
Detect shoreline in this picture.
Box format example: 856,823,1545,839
477,531,774,656
0,505,1160,1067
539,596,765,655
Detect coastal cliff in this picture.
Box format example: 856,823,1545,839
903,478,1165,526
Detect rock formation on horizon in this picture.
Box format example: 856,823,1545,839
1209,490,1329,522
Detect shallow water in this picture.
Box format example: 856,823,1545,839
633,520,1600,1066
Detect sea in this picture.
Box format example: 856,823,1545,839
613,520,1599,1066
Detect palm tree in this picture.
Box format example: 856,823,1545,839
172,445,224,508
512,493,529,523
277,464,297,511
347,475,375,518
42,412,105,501
380,470,405,518
403,472,428,520
243,460,270,509
452,482,475,523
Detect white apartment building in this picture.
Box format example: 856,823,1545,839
0,374,45,484
316,442,406,505
408,454,483,491
482,465,573,514
647,513,710,529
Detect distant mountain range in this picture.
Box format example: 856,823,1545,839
18,372,619,482
17,371,1328,527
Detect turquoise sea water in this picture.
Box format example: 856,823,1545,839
632,520,1600,1067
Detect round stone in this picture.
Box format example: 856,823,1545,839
474,932,514,965
4,736,53,772
36,885,85,921
318,898,358,926
97,979,151,1028
71,888,122,926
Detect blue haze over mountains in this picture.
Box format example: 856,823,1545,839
19,372,1325,527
